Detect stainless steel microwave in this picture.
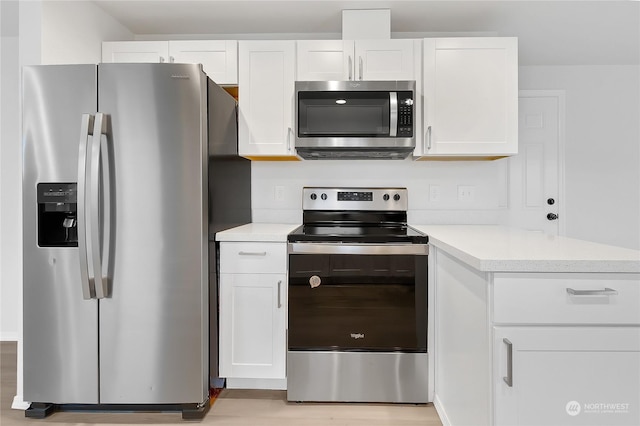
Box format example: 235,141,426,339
294,80,416,160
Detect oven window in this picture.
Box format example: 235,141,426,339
297,91,390,137
288,253,427,352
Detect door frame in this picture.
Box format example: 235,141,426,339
516,89,567,236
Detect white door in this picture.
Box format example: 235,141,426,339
219,273,286,379
494,327,640,426
507,91,564,235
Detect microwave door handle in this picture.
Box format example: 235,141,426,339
389,92,398,137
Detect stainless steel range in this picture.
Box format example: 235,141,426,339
286,187,429,403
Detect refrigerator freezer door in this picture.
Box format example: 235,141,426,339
22,65,99,403
97,64,208,404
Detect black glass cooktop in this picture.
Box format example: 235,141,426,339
287,224,428,244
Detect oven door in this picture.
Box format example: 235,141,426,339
287,243,428,353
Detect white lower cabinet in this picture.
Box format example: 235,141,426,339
219,242,287,389
219,273,286,379
432,247,640,426
493,327,640,426
491,273,640,426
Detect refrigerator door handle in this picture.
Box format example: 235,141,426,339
99,118,111,299
90,113,109,299
77,114,96,300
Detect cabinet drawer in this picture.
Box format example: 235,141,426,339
220,242,287,274
493,273,640,325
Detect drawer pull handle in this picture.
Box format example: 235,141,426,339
503,338,513,387
566,288,618,296
238,251,267,257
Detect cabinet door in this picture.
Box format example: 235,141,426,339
355,39,417,81
238,41,297,158
169,40,238,85
494,327,640,426
219,273,286,379
102,41,169,63
297,40,354,81
422,37,518,157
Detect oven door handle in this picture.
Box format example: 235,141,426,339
288,243,428,256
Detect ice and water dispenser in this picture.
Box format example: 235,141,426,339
37,183,78,247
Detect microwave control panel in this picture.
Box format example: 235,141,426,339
397,91,414,137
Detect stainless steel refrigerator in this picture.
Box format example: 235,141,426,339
22,63,250,419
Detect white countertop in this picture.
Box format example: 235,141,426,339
413,225,640,273
215,222,640,273
215,223,300,242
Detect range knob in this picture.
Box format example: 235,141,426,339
393,193,401,201
321,193,327,201
310,193,317,200
383,194,390,201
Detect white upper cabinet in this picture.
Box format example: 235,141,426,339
102,41,169,64
297,39,420,81
237,40,297,159
355,39,419,81
296,40,353,81
419,37,518,158
168,40,238,84
102,40,238,85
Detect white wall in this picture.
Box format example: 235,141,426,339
42,0,133,64
0,0,21,342
1,0,37,344
520,65,640,250
252,160,508,225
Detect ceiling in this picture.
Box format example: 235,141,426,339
92,0,640,66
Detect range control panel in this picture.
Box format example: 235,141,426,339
337,191,373,202
303,187,408,211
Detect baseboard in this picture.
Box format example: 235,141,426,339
1,332,19,341
433,394,451,426
225,377,286,390
12,395,30,410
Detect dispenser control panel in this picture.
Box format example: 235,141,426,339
38,183,77,207
37,182,78,247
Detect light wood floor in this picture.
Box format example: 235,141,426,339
1,342,442,425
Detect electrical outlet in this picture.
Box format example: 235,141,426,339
457,185,475,202
274,185,285,202
429,185,441,202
